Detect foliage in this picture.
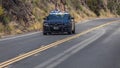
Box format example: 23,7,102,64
2,16,11,25
107,0,120,15
0,24,4,33
117,8,120,15
0,6,4,16
86,0,104,16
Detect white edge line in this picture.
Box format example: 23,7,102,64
0,31,42,41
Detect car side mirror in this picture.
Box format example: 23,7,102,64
71,17,74,19
43,18,47,20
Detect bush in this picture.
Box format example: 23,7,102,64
117,9,120,15
2,16,11,25
86,0,104,16
0,6,4,16
0,23,4,33
117,5,120,15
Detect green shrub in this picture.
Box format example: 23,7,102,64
107,1,114,12
116,4,120,15
86,0,104,16
0,6,4,16
2,16,11,25
117,8,120,15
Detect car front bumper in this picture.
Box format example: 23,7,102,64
43,25,71,33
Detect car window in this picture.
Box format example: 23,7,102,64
47,14,70,20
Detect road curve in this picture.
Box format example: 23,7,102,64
0,18,120,68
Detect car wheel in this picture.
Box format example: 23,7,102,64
68,31,72,35
72,28,75,34
72,30,75,34
43,32,47,35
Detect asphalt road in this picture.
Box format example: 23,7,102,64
0,18,120,68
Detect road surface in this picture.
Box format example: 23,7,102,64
0,18,120,68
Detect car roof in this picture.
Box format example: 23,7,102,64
49,10,70,15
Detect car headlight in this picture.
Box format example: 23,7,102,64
44,23,49,26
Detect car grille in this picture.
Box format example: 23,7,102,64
48,23,64,26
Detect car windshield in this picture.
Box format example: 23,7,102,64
47,14,70,20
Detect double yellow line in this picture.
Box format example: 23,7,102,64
0,20,120,68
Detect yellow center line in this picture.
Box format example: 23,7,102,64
0,20,120,68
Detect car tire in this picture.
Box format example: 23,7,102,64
72,27,75,34
43,32,47,35
72,30,75,34
68,30,72,35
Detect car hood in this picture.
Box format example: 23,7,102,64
45,20,70,24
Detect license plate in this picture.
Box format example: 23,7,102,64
53,27,59,30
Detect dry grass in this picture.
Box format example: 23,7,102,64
99,9,116,18
28,22,42,31
70,6,96,22
82,6,96,17
0,23,4,37
0,21,43,37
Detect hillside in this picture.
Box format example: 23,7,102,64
0,0,120,36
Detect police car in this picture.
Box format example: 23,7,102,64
43,10,75,35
